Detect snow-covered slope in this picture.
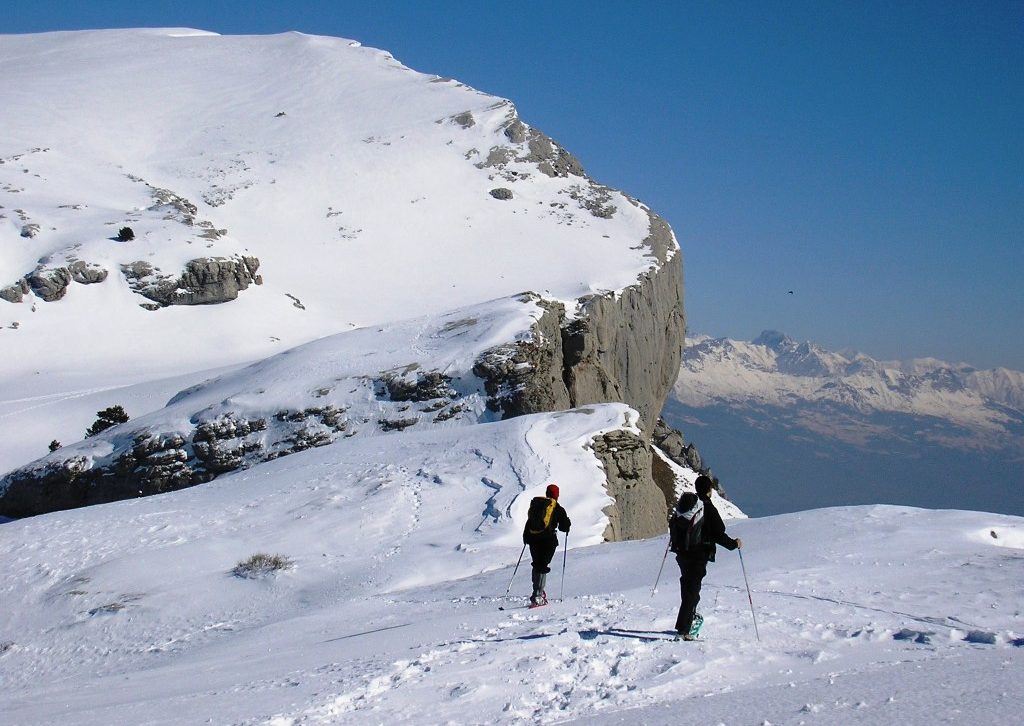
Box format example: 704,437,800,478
0,295,552,512
666,332,1024,516
0,29,685,526
0,29,665,392
0,436,1020,724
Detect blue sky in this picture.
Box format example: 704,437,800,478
6,1,1023,369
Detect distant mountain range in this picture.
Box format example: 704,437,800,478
663,332,1024,517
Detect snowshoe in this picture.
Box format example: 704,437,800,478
688,613,704,639
675,613,704,641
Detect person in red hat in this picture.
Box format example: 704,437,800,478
522,483,571,606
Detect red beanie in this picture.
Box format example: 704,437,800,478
546,483,560,499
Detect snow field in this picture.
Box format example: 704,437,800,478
1,29,659,389
260,506,1024,725
3,444,1022,726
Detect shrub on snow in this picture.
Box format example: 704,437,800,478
231,553,294,579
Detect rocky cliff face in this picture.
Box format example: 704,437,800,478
474,209,683,438
593,429,668,541
1,209,689,540
562,212,684,436
471,209,687,540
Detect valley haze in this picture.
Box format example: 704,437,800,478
666,332,1024,518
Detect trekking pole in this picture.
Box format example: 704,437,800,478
505,544,527,595
738,548,761,642
559,532,568,601
651,535,671,597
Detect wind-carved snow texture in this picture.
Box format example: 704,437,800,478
3,469,1021,726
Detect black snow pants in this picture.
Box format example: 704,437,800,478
529,539,558,595
675,553,708,634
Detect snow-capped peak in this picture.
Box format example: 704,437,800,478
0,29,667,394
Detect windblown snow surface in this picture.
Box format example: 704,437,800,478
1,421,1022,725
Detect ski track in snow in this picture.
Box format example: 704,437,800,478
259,579,1024,726
3,503,1024,725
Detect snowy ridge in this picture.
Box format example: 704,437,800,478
0,296,542,493
664,331,1024,518
0,29,664,392
0,28,683,519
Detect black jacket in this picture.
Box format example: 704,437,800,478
697,494,738,562
523,498,571,545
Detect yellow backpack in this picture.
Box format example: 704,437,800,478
525,496,557,535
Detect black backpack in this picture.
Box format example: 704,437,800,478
525,496,558,537
669,493,704,553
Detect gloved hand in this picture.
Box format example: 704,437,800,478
735,537,743,549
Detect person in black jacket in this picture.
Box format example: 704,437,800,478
522,483,571,606
673,475,741,639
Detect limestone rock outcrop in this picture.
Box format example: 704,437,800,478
68,260,109,285
26,266,72,302
0,409,352,518
2,261,108,304
0,280,29,303
593,428,675,541
474,210,683,439
471,210,688,540
122,255,262,307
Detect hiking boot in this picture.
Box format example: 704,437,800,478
682,633,697,641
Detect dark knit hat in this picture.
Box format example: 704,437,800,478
694,475,714,496
546,483,560,499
